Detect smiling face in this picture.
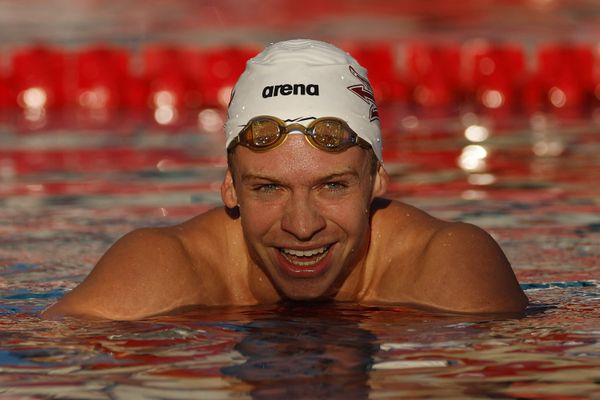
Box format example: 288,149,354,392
221,135,388,301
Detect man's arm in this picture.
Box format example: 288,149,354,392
41,227,215,320
414,222,529,314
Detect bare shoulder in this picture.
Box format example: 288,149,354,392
370,198,445,251
415,221,528,313
41,207,234,320
368,199,528,314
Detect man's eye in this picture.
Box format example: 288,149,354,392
254,184,280,193
324,181,347,191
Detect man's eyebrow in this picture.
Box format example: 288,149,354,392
326,170,360,178
316,170,360,182
240,173,281,183
240,170,359,184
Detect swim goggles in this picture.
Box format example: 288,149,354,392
227,116,372,153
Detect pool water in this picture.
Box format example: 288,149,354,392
1,108,599,399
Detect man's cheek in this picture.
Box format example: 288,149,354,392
242,213,275,236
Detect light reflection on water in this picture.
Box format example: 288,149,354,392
1,111,600,398
0,297,599,398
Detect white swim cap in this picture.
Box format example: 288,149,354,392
225,39,382,160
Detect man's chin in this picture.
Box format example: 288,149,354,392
274,280,338,302
281,292,334,302
280,296,336,305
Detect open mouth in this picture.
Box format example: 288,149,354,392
279,245,331,267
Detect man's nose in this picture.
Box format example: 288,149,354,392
280,192,326,241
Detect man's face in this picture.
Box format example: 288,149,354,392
222,135,387,300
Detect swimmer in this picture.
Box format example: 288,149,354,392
42,39,528,320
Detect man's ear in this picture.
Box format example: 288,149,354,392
221,169,238,209
372,163,389,199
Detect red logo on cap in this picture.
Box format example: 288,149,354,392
347,66,379,121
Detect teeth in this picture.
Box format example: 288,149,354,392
282,246,328,257
280,246,330,267
280,246,331,267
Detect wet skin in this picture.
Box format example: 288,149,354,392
42,135,528,320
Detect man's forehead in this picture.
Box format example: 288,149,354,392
228,135,374,185
234,146,368,173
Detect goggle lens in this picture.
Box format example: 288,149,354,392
250,119,281,147
311,120,345,149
